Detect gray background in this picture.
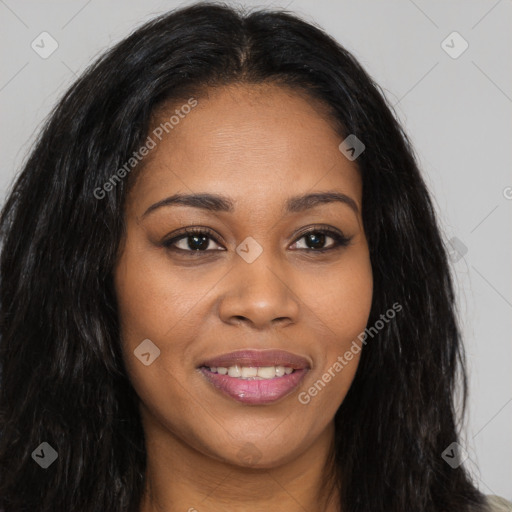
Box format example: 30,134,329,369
1,0,511,499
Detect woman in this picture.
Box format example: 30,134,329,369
0,2,509,511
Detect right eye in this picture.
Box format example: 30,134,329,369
162,227,225,254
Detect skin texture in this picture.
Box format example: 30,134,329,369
114,83,373,512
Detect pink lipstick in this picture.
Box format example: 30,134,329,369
198,349,311,405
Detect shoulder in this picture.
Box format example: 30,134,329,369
485,495,512,512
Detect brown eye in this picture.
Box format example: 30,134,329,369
290,227,353,252
162,228,224,253
162,226,352,256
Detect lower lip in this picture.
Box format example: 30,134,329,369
199,367,309,405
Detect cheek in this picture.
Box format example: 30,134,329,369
299,248,373,343
113,245,198,425
295,249,372,405
113,238,182,382
114,235,210,343
113,235,224,400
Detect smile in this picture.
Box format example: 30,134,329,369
199,365,309,404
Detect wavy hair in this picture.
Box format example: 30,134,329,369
0,2,489,511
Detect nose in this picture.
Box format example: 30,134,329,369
217,251,300,330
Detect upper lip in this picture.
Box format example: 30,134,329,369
199,349,311,370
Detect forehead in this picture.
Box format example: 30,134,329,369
129,83,362,215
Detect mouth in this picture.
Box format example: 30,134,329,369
198,349,311,405
199,349,311,371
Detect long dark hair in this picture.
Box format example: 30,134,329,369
0,2,489,511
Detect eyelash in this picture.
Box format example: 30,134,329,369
162,225,353,256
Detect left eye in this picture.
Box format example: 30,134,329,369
291,230,347,251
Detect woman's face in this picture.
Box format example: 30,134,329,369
114,83,373,468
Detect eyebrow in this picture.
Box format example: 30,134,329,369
141,191,359,218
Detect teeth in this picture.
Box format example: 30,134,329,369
241,367,258,378
228,366,241,377
208,364,296,379
257,366,276,379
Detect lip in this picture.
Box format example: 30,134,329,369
199,366,309,404
199,349,311,370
